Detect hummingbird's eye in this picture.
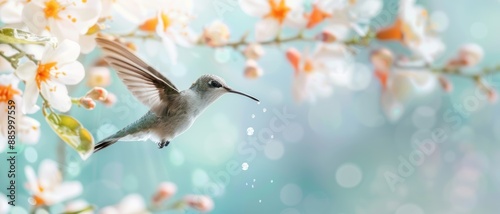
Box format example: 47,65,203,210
208,80,222,88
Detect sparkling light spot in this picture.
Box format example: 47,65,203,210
280,183,303,206
247,127,254,136
336,163,363,188
263,108,267,112
251,114,255,118
242,162,249,170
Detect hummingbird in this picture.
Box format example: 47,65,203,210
93,37,259,153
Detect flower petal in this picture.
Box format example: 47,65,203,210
161,37,178,65
117,194,146,213
22,2,47,34
350,0,383,20
24,165,40,194
0,1,23,24
19,116,41,144
38,160,62,189
79,34,97,54
22,81,40,114
61,0,101,33
255,18,280,42
15,61,37,81
42,40,81,64
239,0,269,17
49,18,81,42
50,182,83,204
40,81,71,112
392,70,437,101
53,61,85,85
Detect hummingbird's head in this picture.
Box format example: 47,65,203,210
191,74,259,104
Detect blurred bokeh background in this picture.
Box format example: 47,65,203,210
3,0,500,213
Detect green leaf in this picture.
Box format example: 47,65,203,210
45,113,94,160
0,28,56,45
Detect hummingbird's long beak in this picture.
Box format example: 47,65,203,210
224,87,260,102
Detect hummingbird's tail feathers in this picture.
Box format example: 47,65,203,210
93,138,119,153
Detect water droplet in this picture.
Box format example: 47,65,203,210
247,127,254,136
271,180,274,183
246,182,248,186
253,178,256,182
257,102,261,105
270,135,274,139
252,184,254,188
242,162,249,170
263,108,267,112
259,200,262,203
251,114,255,119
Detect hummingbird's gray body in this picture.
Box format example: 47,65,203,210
102,90,206,144
93,37,259,153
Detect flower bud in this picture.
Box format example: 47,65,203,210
447,44,484,68
87,67,111,87
152,182,177,204
438,76,453,93
79,97,96,110
317,30,337,43
285,48,302,72
370,48,394,72
184,195,214,212
85,87,108,101
243,43,264,60
102,92,117,107
487,88,498,103
244,60,263,79
201,21,230,47
459,44,484,67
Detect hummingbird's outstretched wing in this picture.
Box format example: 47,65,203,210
96,37,179,114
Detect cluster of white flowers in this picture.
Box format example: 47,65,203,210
0,0,139,150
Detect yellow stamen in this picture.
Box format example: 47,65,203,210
303,59,314,73
44,0,63,19
36,62,57,89
139,12,171,32
0,84,21,103
265,0,291,24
